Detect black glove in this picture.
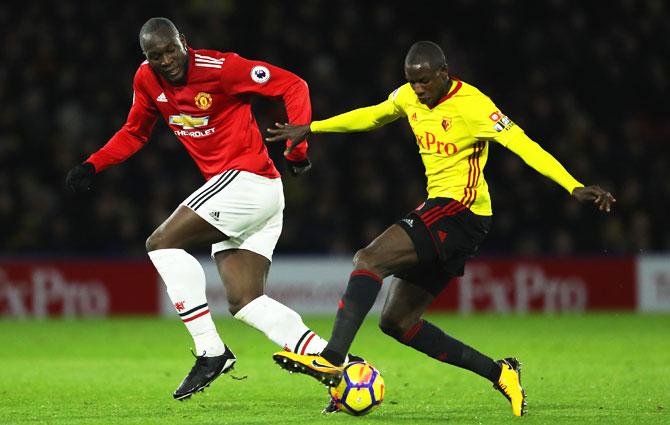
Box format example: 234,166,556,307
65,162,96,193
285,157,312,176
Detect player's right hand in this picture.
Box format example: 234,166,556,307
65,162,96,193
265,123,311,155
572,185,616,212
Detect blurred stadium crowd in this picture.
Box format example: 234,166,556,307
1,0,668,257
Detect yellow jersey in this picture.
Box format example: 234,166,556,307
310,79,583,215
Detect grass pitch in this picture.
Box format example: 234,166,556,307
2,313,669,424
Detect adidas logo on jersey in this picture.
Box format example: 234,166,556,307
195,53,224,69
402,218,414,227
156,92,167,102
209,211,221,221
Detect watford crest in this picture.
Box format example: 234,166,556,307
441,117,452,132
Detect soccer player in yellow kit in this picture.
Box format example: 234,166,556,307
266,41,615,416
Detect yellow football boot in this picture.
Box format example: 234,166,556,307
494,357,527,416
273,351,343,386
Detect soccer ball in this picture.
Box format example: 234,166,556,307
328,361,385,416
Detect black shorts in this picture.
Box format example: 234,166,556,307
395,198,491,296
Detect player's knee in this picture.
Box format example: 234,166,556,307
228,294,259,316
145,232,159,252
146,227,180,251
228,299,247,316
228,302,242,316
378,315,407,340
145,229,164,252
353,248,380,273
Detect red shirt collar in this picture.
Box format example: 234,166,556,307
429,78,462,109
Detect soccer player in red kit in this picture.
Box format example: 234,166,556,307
66,17,332,400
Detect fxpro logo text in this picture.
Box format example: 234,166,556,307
414,131,458,155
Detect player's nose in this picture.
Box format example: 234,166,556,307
413,89,427,100
160,54,173,67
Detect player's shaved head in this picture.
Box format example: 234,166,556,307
139,17,180,52
405,41,447,71
139,17,189,84
404,41,450,108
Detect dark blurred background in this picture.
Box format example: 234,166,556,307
1,0,668,257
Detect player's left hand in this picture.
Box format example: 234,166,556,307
285,157,312,176
266,123,311,155
66,162,96,193
572,185,616,212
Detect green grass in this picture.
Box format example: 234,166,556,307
1,314,669,424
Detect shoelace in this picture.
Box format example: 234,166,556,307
184,356,208,378
183,349,211,380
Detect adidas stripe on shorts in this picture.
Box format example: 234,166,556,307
181,170,284,261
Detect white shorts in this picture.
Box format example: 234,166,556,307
181,170,284,261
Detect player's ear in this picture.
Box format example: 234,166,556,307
179,33,188,50
439,64,449,81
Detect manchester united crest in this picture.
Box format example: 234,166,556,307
195,92,212,110
441,117,452,132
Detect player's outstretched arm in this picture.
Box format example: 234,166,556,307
266,99,402,155
572,185,616,212
266,123,311,155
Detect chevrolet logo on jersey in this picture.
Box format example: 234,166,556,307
169,114,210,129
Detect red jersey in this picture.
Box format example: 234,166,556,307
86,48,310,180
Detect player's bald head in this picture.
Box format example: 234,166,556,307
404,41,450,108
405,41,447,72
139,17,180,52
139,17,189,84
